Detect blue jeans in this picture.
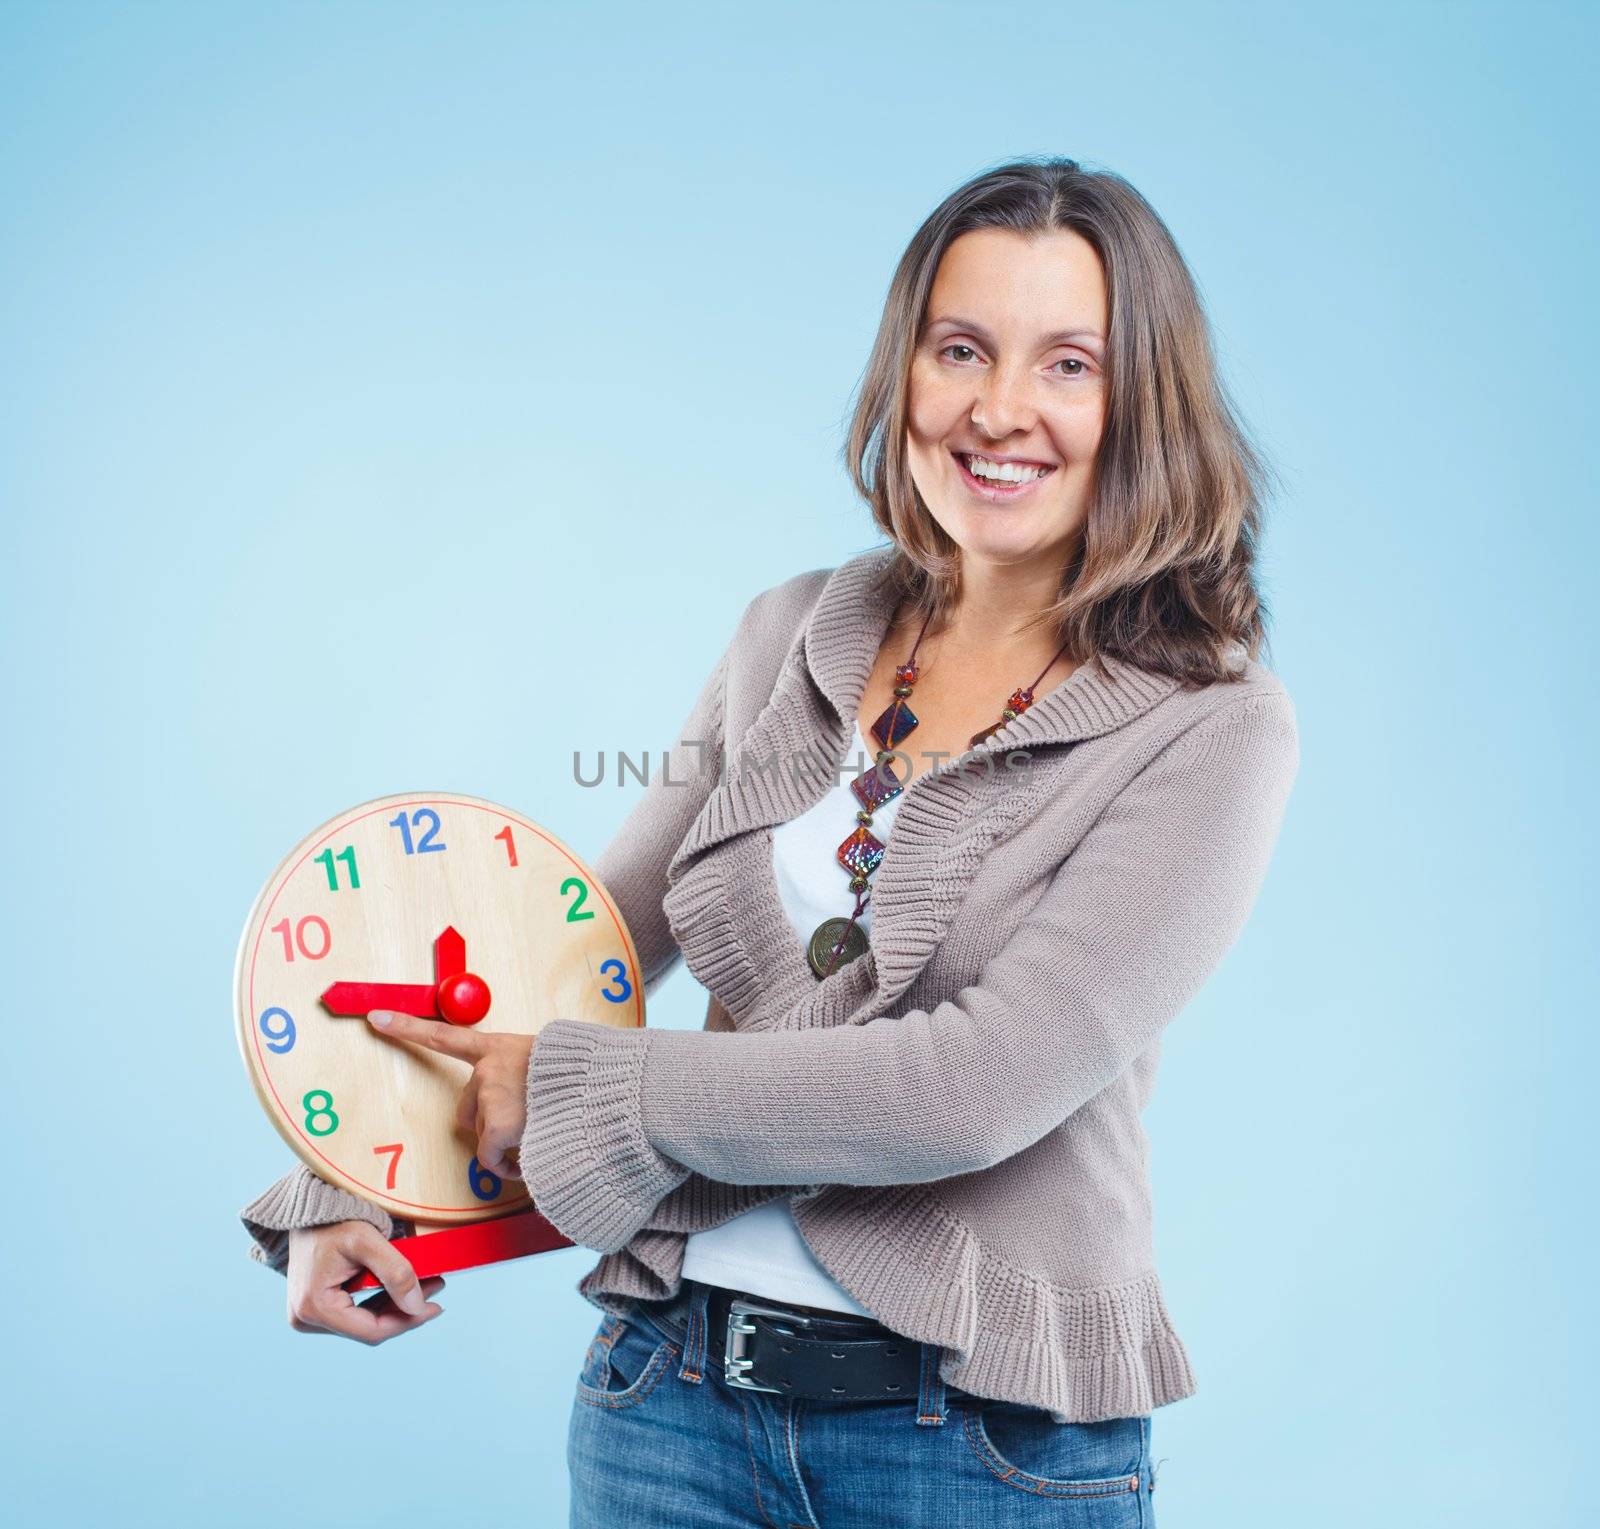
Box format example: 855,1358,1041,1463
567,1277,1158,1527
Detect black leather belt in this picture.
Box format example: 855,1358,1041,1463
701,1282,925,1402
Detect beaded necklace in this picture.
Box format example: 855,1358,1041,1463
809,609,1073,979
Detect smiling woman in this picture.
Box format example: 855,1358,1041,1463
239,155,1297,1529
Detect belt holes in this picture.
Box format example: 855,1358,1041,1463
884,1346,898,1356
831,1351,846,1359
831,1385,846,1393
885,1383,902,1391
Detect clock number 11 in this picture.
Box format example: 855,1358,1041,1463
313,846,359,891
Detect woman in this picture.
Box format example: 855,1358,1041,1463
243,156,1299,1526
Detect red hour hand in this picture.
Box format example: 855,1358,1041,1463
435,926,466,982
320,981,440,1018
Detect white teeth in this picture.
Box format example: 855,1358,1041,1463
963,454,1049,483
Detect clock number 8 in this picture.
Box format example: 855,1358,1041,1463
302,1089,340,1137
468,1157,502,1201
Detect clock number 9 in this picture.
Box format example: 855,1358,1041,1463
390,808,446,855
258,1006,296,1053
598,958,633,1005
302,1089,339,1137
561,876,596,922
468,1157,502,1202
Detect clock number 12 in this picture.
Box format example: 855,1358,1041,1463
390,808,446,855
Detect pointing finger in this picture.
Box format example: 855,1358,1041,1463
366,1009,489,1063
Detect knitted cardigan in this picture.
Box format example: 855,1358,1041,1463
239,543,1300,1423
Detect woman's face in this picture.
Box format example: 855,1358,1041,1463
905,226,1109,571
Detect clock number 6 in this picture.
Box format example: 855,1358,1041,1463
390,808,446,855
598,958,633,1005
469,1157,502,1202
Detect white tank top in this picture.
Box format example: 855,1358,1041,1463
678,723,905,1314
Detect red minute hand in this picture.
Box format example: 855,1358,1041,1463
320,981,440,1017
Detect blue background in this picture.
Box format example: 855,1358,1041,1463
2,2,1592,1525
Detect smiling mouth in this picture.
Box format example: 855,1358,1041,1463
951,450,1058,498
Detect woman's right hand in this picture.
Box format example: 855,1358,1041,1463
285,1221,446,1345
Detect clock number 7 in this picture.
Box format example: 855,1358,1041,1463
373,1142,404,1190
390,808,446,855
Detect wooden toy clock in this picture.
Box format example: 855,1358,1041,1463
234,791,644,1289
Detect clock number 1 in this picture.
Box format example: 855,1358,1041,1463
390,808,446,855
313,845,359,891
494,825,518,866
373,1142,404,1189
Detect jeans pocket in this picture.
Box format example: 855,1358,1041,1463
961,1400,1147,1499
575,1306,680,1411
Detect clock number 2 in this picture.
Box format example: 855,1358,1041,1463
302,1089,339,1137
561,876,596,922
390,809,446,855
373,1142,404,1189
312,845,359,891
598,958,633,1005
468,1157,502,1202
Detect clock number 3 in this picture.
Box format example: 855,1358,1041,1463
598,958,633,1005
390,809,446,855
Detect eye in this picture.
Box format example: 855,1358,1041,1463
939,343,981,364
1053,357,1089,377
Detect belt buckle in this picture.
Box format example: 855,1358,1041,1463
724,1297,814,1393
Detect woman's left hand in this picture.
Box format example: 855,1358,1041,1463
363,1010,535,1180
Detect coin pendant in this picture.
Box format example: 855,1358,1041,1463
807,917,868,978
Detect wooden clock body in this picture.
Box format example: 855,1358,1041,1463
234,791,643,1281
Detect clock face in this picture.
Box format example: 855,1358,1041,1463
234,792,644,1223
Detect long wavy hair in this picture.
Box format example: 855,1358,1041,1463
841,155,1280,686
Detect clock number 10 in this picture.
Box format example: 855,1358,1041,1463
271,915,330,961
390,808,446,855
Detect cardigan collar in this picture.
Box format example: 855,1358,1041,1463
663,544,1193,1031
803,544,1185,754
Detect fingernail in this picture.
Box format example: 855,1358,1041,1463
368,1011,393,1029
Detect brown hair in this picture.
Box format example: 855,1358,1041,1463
841,155,1280,687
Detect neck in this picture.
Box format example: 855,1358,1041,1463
907,550,1073,659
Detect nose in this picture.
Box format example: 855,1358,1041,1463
968,359,1036,442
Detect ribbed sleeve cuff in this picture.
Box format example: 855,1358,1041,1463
238,1163,396,1276
521,1020,690,1254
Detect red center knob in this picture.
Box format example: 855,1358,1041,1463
437,971,492,1026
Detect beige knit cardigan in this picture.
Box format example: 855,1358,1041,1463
240,543,1300,1424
